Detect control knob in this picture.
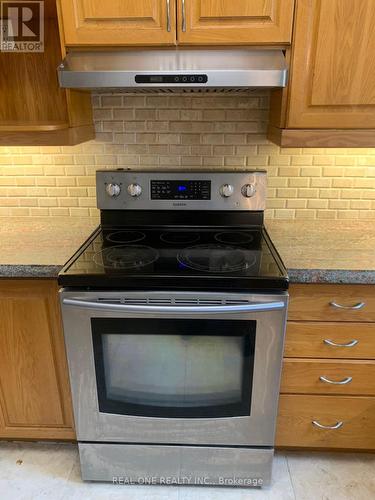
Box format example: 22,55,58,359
219,184,234,198
127,183,142,197
241,183,256,198
105,183,121,198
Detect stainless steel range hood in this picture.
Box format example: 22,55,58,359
58,49,288,93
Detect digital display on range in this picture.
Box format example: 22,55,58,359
151,180,211,200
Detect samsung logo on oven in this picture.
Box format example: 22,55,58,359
173,202,187,206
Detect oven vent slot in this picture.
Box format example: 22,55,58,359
96,297,251,306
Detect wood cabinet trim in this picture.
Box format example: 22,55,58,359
268,126,375,147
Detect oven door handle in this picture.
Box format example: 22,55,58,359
62,298,285,314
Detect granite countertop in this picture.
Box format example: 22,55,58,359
0,217,374,284
0,217,98,278
266,220,375,284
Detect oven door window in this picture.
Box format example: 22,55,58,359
92,318,255,418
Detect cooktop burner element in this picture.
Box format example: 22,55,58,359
160,231,200,245
177,244,256,273
214,231,254,245
106,230,146,244
94,245,159,269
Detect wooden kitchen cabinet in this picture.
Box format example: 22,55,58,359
177,0,294,45
58,0,293,47
269,0,375,147
0,0,93,146
0,280,75,440
59,0,176,46
276,283,375,450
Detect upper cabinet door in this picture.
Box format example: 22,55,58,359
177,0,295,44
287,0,375,128
60,0,176,46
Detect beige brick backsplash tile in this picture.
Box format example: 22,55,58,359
103,121,124,132
332,178,353,188
267,155,291,167
286,199,307,209
274,209,295,219
295,209,316,219
114,133,135,144
202,156,224,167
69,207,90,217
310,178,331,188
335,156,356,166
10,207,30,216
323,167,344,176
277,187,298,198
101,96,123,107
300,167,322,177
307,199,329,209
291,155,313,166
316,210,337,219
1,91,375,219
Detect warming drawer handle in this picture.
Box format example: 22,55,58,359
312,420,344,430
323,339,358,348
330,301,365,310
319,375,353,385
62,298,285,314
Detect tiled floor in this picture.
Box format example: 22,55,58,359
0,442,374,500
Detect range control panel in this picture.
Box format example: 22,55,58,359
96,170,267,211
151,180,211,200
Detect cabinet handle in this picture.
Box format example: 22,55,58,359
330,301,365,310
181,0,186,32
166,0,171,31
323,339,358,348
319,375,353,385
312,420,344,430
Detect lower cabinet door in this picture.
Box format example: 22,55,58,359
0,280,75,440
276,395,375,449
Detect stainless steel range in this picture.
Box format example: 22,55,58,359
58,169,288,487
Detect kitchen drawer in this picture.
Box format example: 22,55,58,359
288,284,375,322
280,359,375,396
284,322,375,359
276,395,375,449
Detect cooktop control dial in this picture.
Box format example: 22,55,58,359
219,184,234,198
127,183,142,197
241,183,256,198
105,183,121,198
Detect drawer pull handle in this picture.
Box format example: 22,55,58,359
312,420,344,430
323,339,358,348
319,375,353,385
330,301,365,310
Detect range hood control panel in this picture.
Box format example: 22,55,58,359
97,170,266,211
135,74,208,84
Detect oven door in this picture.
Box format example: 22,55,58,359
61,291,287,447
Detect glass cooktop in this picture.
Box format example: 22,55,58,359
58,226,288,290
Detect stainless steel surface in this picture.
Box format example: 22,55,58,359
319,376,353,385
166,0,171,32
329,301,365,310
79,443,273,486
62,297,285,313
323,339,359,348
312,420,344,430
58,49,288,90
181,0,186,32
242,183,257,198
96,170,267,211
60,290,287,446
